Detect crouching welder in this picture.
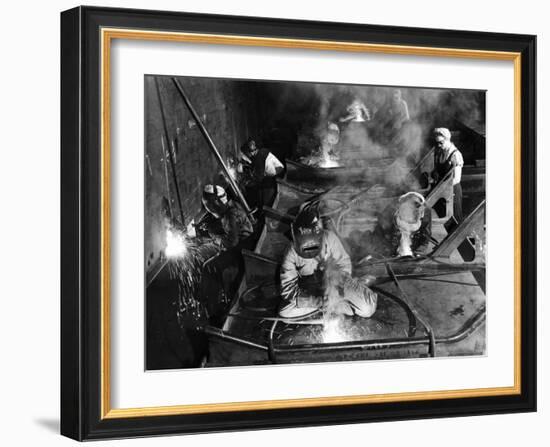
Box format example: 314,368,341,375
370,191,432,258
197,184,255,324
278,203,377,319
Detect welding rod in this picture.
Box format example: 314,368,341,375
171,77,253,215
154,77,186,226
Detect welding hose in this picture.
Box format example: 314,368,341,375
334,184,386,233
302,196,349,218
206,305,485,359
369,285,418,337
237,282,327,319
385,262,436,357
268,320,278,363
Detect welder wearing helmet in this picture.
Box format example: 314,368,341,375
198,184,255,325
370,191,432,258
238,138,284,208
199,184,253,249
278,202,377,319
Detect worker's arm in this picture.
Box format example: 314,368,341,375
360,103,371,121
451,150,464,185
453,166,463,185
264,152,284,177
219,209,240,249
401,100,410,121
339,111,356,123
326,232,352,275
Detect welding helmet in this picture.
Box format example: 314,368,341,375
325,122,340,145
433,127,452,150
291,203,324,259
202,184,229,218
240,138,258,158
395,192,425,226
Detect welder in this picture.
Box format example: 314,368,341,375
339,99,371,123
380,89,410,130
371,191,432,258
378,191,432,256
237,138,284,209
278,202,377,319
197,184,255,324
431,127,464,222
374,89,411,152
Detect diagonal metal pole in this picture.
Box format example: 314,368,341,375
171,77,252,215
154,77,186,226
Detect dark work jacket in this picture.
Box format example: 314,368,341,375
251,148,271,182
434,146,459,181
197,201,253,249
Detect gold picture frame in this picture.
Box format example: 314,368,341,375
61,6,536,440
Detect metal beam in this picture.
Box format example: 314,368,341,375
431,200,486,259
171,77,252,215
154,77,186,226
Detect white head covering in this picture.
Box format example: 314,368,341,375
327,122,340,134
203,184,226,199
398,191,425,204
433,127,451,141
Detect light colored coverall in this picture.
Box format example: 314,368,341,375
279,230,377,318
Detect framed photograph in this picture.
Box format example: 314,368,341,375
61,6,536,441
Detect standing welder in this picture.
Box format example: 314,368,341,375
431,127,464,222
338,99,373,160
278,202,377,319
237,138,284,209
197,184,254,325
381,89,410,130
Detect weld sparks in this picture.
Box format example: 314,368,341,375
318,157,340,168
165,228,189,259
165,227,221,324
322,317,347,343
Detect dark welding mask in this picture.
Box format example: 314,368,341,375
291,203,324,259
202,184,229,218
240,138,258,158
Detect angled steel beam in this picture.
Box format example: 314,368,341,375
171,77,252,215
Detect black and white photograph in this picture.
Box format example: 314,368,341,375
145,75,487,370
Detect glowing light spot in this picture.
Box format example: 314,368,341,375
165,228,188,259
227,165,237,180
318,152,340,168
322,318,347,343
